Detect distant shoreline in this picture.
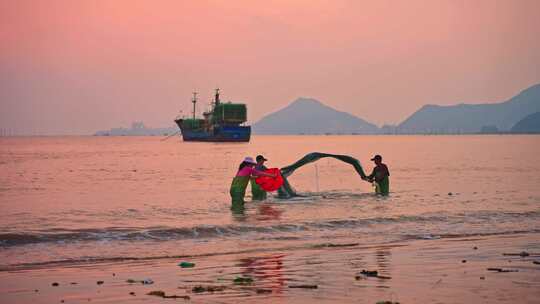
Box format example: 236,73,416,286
2,133,539,138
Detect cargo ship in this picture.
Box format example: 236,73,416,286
174,89,251,142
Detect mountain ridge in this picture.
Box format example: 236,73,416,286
511,111,540,133
252,83,540,135
397,83,540,133
253,97,378,134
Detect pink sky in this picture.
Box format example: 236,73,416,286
1,0,539,135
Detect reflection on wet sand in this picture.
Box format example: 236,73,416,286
256,204,283,221
376,247,392,274
238,254,286,294
375,247,392,287
231,202,283,222
353,246,394,289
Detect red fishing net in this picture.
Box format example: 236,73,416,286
255,168,284,191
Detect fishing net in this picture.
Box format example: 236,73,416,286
278,152,367,198
254,168,284,192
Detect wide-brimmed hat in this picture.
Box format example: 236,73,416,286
243,156,257,164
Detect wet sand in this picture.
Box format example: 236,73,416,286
1,233,538,304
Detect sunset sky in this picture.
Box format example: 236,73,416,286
1,0,539,135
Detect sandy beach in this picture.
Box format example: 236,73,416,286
1,233,539,304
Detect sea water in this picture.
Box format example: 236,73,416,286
0,135,539,269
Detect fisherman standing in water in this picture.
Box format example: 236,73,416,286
251,155,269,201
365,155,390,195
230,157,275,211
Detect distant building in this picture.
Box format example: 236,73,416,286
94,122,177,136
480,125,500,134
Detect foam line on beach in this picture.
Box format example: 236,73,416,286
1,210,540,247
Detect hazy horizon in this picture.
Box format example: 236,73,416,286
2,0,540,135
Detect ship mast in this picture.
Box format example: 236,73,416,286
214,88,220,106
192,91,198,120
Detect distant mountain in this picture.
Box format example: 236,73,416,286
252,98,378,134
398,83,540,133
511,112,540,133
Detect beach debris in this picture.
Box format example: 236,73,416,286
487,268,519,273
360,270,378,277
473,246,478,250
376,301,400,304
178,262,196,268
462,260,467,263
318,242,359,248
288,285,318,289
233,276,254,285
376,275,392,280
356,270,391,280
448,192,453,196
129,292,135,296
164,295,190,299
96,281,104,285
35,289,39,292
61,300,64,303
420,234,441,240
52,282,59,287
126,278,154,285
192,285,227,293
256,288,272,294
480,276,485,280
112,273,115,276
206,286,226,292
503,251,533,257
147,290,190,300
70,282,78,285
147,291,166,297
533,261,540,265
192,286,205,293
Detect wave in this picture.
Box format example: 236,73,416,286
2,229,539,272
1,210,539,247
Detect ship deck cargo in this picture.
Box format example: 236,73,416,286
174,89,251,142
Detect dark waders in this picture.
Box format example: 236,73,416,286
230,175,251,211
375,176,390,196
250,179,267,201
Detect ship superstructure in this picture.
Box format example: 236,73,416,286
174,89,251,142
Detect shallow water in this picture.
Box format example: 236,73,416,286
1,135,539,270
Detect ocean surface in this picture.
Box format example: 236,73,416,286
1,135,539,270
